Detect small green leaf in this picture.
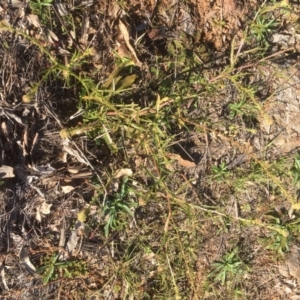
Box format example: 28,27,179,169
44,265,54,284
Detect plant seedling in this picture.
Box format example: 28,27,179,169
291,154,300,187
102,177,137,237
208,246,245,285
212,162,229,181
29,0,53,11
36,252,88,284
228,99,257,120
250,16,279,42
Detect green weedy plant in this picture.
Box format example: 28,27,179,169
247,1,284,53
262,211,300,254
36,252,88,284
291,154,300,187
60,56,138,149
259,154,300,254
29,0,53,11
208,246,246,285
228,99,258,120
263,213,289,254
212,162,229,181
102,177,137,237
250,16,278,42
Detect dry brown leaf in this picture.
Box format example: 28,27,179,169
1,122,9,138
134,156,143,168
36,201,52,222
55,1,69,16
61,185,75,194
49,224,60,232
19,246,36,273
59,218,66,248
143,252,156,260
10,0,23,8
0,262,8,291
110,1,121,19
40,201,52,214
116,35,134,59
46,29,59,43
58,48,72,56
66,220,85,254
10,233,24,257
0,165,14,178
119,20,142,67
138,197,146,206
81,11,89,43
88,205,98,216
167,153,196,168
1,109,25,126
26,14,41,28
16,7,25,19
114,168,133,178
31,132,38,154
88,27,97,34
23,127,29,155
35,210,42,222
63,144,89,165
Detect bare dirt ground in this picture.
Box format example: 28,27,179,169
1,0,300,299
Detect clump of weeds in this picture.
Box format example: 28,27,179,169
36,252,88,284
